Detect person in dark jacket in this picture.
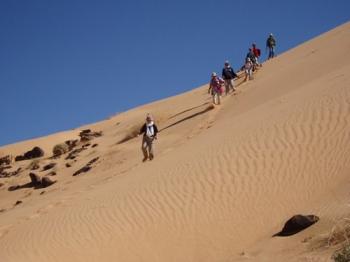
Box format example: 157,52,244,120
266,33,276,59
139,114,158,161
221,61,238,95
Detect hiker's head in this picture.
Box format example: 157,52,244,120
146,114,153,122
224,61,230,67
211,72,217,78
270,33,273,37
252,43,256,47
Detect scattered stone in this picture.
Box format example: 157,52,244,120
47,171,57,176
0,168,22,178
40,191,46,195
14,200,23,206
88,157,99,165
42,163,56,171
29,172,42,186
65,163,72,168
15,147,44,161
92,143,98,148
73,166,91,176
41,177,56,188
79,129,102,142
65,139,79,150
82,143,91,148
72,157,99,176
0,155,12,166
0,182,4,188
0,208,6,213
274,214,319,237
65,147,86,160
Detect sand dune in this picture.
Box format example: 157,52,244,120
0,22,349,262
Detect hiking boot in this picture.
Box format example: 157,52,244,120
149,154,154,160
142,156,148,162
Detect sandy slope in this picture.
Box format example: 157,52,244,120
0,21,349,262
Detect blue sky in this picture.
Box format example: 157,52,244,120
0,0,349,146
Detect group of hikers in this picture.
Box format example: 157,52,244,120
208,33,277,105
139,33,277,161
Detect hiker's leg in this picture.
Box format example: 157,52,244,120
229,79,234,92
212,94,216,104
271,47,275,58
224,80,230,95
217,94,221,105
148,138,155,160
141,137,149,160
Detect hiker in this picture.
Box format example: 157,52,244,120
222,61,238,95
208,72,224,105
246,48,258,71
139,114,158,161
252,43,261,67
266,33,276,59
244,58,253,81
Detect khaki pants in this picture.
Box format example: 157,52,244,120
224,79,235,94
142,136,155,159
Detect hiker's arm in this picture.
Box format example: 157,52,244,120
139,124,145,135
154,125,159,139
208,83,212,94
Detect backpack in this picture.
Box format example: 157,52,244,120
256,48,261,56
268,37,276,47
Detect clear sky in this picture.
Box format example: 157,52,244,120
1,0,349,146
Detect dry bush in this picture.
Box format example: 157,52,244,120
328,218,350,262
333,244,350,262
53,143,69,157
27,159,40,170
328,218,350,247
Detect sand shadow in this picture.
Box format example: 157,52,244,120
160,105,214,133
8,182,40,191
168,102,210,120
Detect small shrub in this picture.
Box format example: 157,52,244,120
53,143,69,157
333,244,350,262
27,159,40,170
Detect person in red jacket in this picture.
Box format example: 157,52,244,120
252,43,261,67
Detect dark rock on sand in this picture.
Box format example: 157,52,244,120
73,166,92,176
79,129,102,142
274,214,319,237
29,172,42,186
72,157,99,176
14,200,23,206
42,163,56,171
15,147,44,161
